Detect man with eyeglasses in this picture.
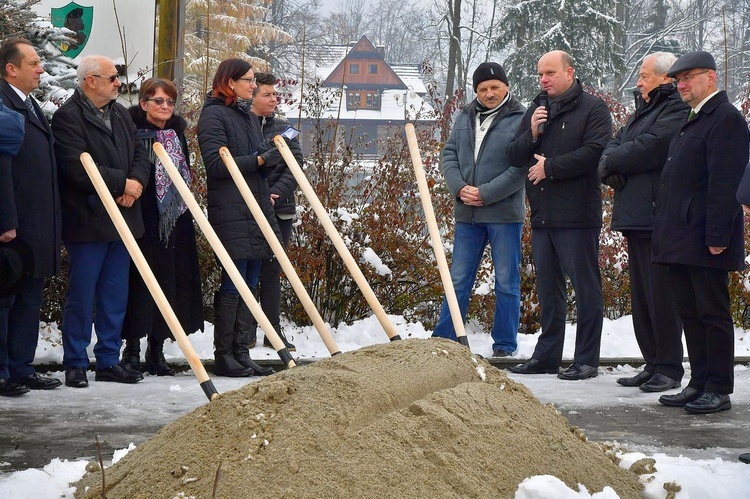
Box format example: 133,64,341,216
598,52,689,393
652,51,750,414
51,55,150,388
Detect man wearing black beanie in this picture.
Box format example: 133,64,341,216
432,63,526,359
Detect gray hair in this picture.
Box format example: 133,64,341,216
645,52,678,76
76,55,110,86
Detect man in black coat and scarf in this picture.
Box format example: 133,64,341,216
598,52,689,393
52,55,151,388
653,51,750,414
0,38,62,395
507,50,612,380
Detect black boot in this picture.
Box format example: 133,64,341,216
234,298,274,376
146,337,175,376
263,325,296,352
213,292,254,377
120,339,141,372
235,297,257,349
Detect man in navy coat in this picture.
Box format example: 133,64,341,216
0,38,62,396
652,51,750,414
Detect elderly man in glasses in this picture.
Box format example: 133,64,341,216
51,55,150,388
652,51,750,414
597,52,689,393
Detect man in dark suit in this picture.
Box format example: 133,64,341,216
652,51,750,414
52,55,150,388
0,38,62,395
599,52,689,392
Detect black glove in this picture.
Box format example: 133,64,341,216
258,139,274,154
597,155,609,182
259,146,283,167
602,173,627,191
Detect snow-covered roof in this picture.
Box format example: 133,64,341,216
282,42,436,122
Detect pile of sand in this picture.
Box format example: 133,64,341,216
75,338,642,498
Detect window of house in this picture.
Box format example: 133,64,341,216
368,64,378,74
366,93,373,107
349,63,359,74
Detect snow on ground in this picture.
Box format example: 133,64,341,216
2,315,750,498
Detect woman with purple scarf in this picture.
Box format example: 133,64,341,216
120,78,203,375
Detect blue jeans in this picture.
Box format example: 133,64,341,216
62,241,130,369
432,222,522,352
219,259,262,295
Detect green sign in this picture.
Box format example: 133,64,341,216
51,2,93,58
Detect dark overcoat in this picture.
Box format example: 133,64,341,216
52,89,150,242
197,96,280,261
507,81,612,229
652,91,750,271
0,80,61,278
258,113,301,218
602,84,689,231
120,107,204,341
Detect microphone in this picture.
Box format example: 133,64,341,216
537,91,548,136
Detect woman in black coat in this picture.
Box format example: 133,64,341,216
120,78,204,376
197,59,280,377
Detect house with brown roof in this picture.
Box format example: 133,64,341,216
283,36,437,156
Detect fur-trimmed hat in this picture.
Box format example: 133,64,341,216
472,62,508,91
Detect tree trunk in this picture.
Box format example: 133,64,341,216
444,0,462,98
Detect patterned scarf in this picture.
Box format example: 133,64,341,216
138,128,190,243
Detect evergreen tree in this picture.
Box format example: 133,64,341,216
0,0,78,113
184,0,293,93
494,0,624,100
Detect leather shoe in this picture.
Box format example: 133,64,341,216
639,373,680,392
658,386,701,407
684,392,731,414
739,453,750,464
0,377,30,396
508,359,558,374
65,367,89,388
558,362,598,380
95,364,143,384
11,373,62,390
492,349,512,358
617,370,652,387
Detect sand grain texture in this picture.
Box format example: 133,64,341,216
75,338,642,498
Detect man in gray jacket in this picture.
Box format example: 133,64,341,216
431,62,526,357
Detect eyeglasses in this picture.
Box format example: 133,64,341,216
146,97,176,107
672,70,710,86
237,77,256,84
89,74,120,83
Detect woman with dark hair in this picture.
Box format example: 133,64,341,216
120,78,204,376
197,58,280,377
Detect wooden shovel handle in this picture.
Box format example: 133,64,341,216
79,152,219,401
